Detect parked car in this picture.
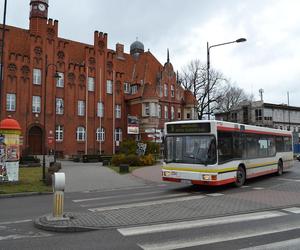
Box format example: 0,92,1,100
297,154,300,161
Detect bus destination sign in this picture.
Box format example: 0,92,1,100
167,123,211,133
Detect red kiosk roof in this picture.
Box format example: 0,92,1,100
0,118,21,130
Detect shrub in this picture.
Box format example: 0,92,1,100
126,154,141,166
144,141,160,155
112,154,126,166
140,154,155,166
119,139,137,155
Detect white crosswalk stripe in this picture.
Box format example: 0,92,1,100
117,207,300,250
89,195,205,212
118,211,285,236
241,238,300,250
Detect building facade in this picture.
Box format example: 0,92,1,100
0,0,196,157
215,100,300,143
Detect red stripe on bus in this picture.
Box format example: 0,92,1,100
217,126,291,137
162,177,236,186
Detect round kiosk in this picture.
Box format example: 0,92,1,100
0,117,22,182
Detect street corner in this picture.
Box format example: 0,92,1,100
34,212,99,233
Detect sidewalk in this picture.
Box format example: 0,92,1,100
131,163,163,183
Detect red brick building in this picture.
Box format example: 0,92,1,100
0,0,196,157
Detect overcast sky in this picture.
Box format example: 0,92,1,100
2,0,300,105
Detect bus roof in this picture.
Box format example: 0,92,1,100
164,120,292,137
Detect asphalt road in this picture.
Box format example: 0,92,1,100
1,160,300,250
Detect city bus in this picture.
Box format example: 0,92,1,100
162,120,294,187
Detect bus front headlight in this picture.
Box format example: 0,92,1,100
203,174,211,180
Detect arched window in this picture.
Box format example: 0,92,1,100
96,127,105,142
76,126,85,141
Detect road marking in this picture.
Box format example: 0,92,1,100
138,221,300,250
82,185,157,193
241,185,250,188
0,233,52,241
73,190,181,203
118,211,286,236
89,195,205,212
277,178,300,182
282,207,300,214
240,238,300,250
82,193,193,208
252,187,264,190
206,193,224,197
0,219,32,226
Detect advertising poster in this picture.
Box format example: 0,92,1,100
5,161,19,182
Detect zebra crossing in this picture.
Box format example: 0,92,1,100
117,207,300,250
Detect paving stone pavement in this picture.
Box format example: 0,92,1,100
35,181,300,232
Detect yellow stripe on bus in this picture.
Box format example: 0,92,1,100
162,167,236,173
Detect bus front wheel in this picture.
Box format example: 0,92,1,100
277,160,283,176
234,166,246,187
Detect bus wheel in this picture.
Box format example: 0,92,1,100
277,160,283,176
234,166,246,187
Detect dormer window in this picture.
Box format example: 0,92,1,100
124,82,130,94
131,84,138,94
164,84,168,97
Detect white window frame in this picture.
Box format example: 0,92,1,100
33,68,42,85
144,103,150,116
158,104,162,118
6,93,16,111
88,77,95,92
106,80,113,94
78,100,85,116
171,106,175,120
97,102,104,117
164,106,168,120
115,104,121,119
32,96,41,113
131,85,138,94
76,126,86,141
115,128,122,142
56,98,64,115
164,84,168,97
55,125,64,142
56,72,64,88
171,85,175,97
124,82,130,94
96,127,105,142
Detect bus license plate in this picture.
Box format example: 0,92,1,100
181,179,191,184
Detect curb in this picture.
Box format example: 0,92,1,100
0,192,52,199
34,214,98,233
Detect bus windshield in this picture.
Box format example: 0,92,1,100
165,135,217,165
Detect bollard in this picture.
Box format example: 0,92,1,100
52,172,65,219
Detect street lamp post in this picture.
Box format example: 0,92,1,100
207,38,246,119
42,55,60,182
0,0,8,120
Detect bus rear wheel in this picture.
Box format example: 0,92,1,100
234,166,246,187
277,160,283,176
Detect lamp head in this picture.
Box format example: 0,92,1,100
236,38,247,43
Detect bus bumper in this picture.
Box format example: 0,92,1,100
162,177,236,186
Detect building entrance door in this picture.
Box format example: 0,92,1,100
28,126,43,155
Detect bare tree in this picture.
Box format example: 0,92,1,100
215,82,252,121
180,59,226,119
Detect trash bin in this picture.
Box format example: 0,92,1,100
119,164,129,173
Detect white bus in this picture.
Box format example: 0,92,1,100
162,120,294,187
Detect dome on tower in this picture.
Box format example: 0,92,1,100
130,40,144,57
